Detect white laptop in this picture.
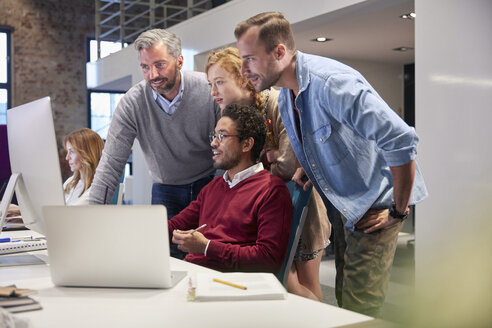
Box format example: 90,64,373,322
42,205,186,288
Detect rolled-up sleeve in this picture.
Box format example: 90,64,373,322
326,74,419,167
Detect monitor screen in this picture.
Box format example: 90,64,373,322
4,97,65,234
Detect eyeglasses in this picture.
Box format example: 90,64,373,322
209,131,239,143
140,61,168,73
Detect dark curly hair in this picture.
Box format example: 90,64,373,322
222,104,266,163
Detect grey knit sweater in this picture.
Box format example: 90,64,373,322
89,71,220,203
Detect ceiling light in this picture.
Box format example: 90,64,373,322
400,12,416,20
311,37,332,42
392,47,414,52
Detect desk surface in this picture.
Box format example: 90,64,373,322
0,231,372,328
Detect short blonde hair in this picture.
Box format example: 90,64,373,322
63,128,104,196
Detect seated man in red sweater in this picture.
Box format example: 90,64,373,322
169,104,293,274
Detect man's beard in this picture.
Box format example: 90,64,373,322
251,58,282,91
213,150,241,171
150,64,179,95
256,69,281,92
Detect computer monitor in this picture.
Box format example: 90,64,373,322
0,97,65,235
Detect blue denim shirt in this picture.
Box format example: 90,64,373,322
278,51,428,229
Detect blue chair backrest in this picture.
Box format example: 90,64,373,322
109,174,125,205
276,181,312,287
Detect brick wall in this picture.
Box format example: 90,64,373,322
0,0,94,179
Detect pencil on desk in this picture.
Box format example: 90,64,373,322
213,278,247,290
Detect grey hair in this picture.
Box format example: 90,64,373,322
133,29,182,59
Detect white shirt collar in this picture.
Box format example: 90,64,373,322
223,162,264,188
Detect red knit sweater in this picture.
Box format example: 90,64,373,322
168,170,293,274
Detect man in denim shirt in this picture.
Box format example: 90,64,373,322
235,12,428,317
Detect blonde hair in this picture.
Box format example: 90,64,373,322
63,128,104,197
205,47,265,113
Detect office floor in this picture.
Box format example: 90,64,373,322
319,233,415,324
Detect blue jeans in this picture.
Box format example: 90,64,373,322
152,175,214,259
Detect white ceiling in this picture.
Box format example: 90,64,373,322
292,0,415,65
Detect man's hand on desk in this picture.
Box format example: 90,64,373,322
7,204,21,217
172,229,208,254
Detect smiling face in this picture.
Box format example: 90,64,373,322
237,26,283,92
210,116,243,173
65,141,82,173
139,41,183,99
207,63,251,111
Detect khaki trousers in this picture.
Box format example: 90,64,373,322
331,208,403,317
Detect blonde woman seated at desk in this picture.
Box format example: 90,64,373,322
62,128,104,205
205,47,330,301
7,128,104,217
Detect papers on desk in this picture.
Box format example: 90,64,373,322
0,286,42,313
195,272,287,301
1,216,26,231
0,296,42,313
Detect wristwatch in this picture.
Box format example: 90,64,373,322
389,204,409,221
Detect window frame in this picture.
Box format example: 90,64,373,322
0,26,13,122
86,37,128,63
86,89,126,139
85,37,130,176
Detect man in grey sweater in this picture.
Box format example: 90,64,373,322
90,29,220,257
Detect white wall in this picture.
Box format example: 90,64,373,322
414,0,492,325
169,0,366,62
338,59,404,114
87,45,140,90
86,0,367,90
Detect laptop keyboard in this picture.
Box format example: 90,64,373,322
0,240,47,255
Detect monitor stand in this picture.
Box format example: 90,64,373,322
0,173,20,234
0,173,47,266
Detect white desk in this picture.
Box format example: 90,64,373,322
1,231,372,328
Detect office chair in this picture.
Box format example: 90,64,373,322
110,183,124,205
276,181,312,288
109,174,125,205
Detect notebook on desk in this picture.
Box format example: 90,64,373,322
42,205,186,289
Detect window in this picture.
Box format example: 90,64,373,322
87,38,128,139
86,38,130,177
88,90,124,140
0,27,12,124
88,39,128,62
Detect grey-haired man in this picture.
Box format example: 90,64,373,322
90,29,220,258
